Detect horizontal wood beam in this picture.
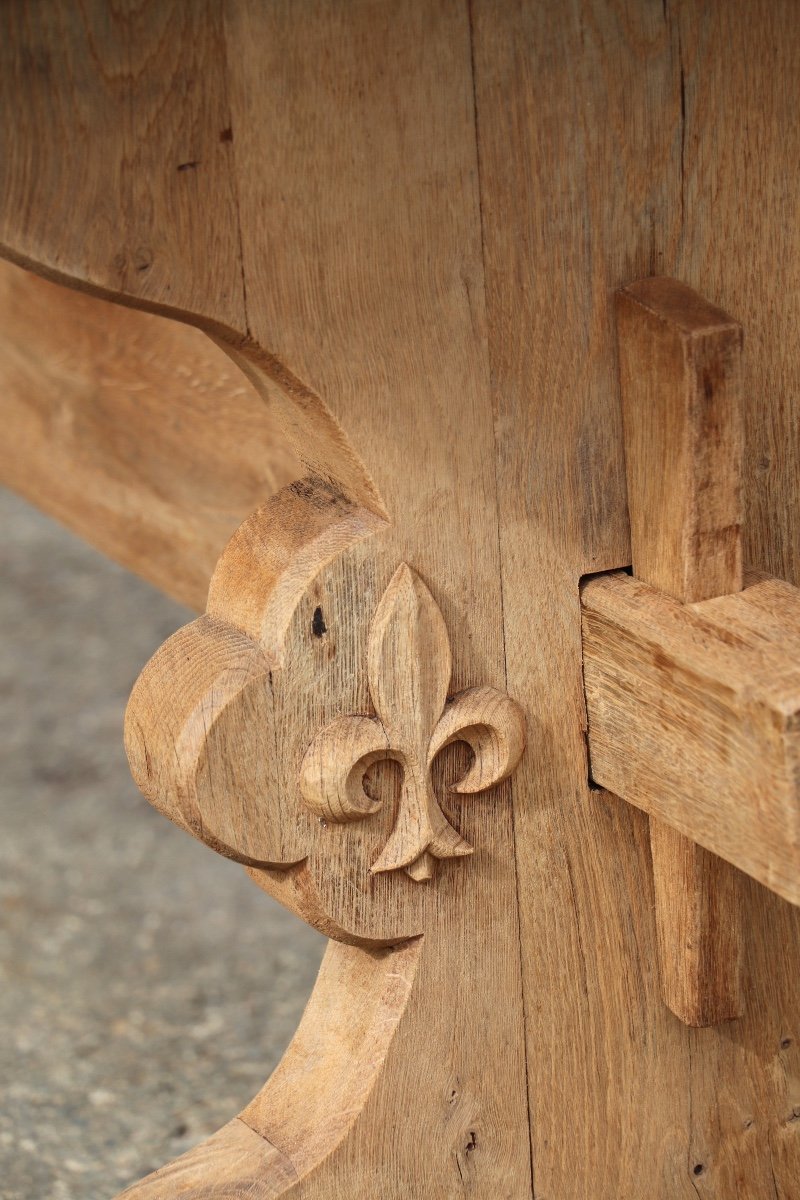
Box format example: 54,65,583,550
582,569,800,907
0,258,300,611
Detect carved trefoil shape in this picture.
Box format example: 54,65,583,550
299,564,526,882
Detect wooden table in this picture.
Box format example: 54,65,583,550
1,4,799,1197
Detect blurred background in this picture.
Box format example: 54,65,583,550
0,487,325,1199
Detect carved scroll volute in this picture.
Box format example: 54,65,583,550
125,491,527,943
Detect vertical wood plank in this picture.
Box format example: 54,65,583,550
221,2,534,1194
472,2,683,1195
649,824,742,1025
672,7,800,1189
616,276,744,1027
473,0,800,1194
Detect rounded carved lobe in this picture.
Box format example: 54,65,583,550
428,686,527,794
126,515,527,928
299,716,390,823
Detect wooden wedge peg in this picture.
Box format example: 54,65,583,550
598,277,746,1026
615,278,744,606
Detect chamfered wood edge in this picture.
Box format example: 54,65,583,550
117,939,422,1198
0,242,390,532
0,257,304,611
618,275,743,339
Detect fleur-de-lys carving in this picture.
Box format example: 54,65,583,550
299,564,526,882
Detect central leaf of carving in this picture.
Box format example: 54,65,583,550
299,564,526,881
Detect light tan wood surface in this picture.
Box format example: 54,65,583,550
0,0,246,333
615,276,745,1025
1,3,799,1198
582,569,800,905
616,278,743,605
108,3,531,1194
299,563,525,882
648,819,743,1025
126,538,528,944
0,257,299,609
471,2,800,1195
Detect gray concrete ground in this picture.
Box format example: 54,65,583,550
0,489,324,1199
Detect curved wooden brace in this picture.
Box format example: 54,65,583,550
0,109,531,1182
118,940,423,1199
0,259,302,611
117,434,530,1194
0,62,530,1174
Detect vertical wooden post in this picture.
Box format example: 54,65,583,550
615,277,744,1026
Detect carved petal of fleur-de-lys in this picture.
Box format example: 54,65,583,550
298,564,527,882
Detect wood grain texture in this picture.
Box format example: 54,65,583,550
300,563,525,882
124,472,531,1188
0,258,300,609
64,1,531,1194
0,0,246,332
1,1,799,1197
616,277,743,604
128,549,525,912
616,276,744,1025
672,0,800,590
472,0,800,1195
582,570,800,905
203,11,533,1188
648,821,742,1026
126,541,526,938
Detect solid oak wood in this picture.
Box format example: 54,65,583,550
0,257,300,609
616,278,743,604
472,2,799,1195
2,2,800,1198
0,0,246,334
100,3,530,1194
582,570,800,907
648,821,742,1022
299,563,525,882
616,276,744,1025
126,541,526,938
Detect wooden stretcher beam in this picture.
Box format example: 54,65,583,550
582,568,800,909
0,258,300,610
